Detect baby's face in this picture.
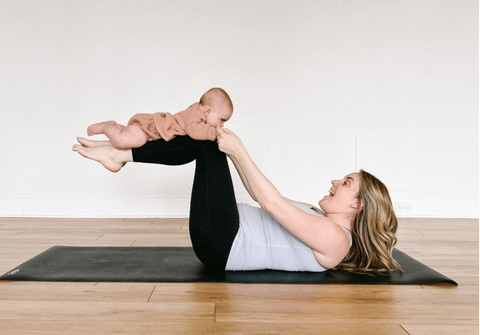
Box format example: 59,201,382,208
205,107,232,128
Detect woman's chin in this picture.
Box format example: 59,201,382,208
318,196,333,210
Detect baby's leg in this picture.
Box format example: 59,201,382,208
87,121,117,136
102,123,149,150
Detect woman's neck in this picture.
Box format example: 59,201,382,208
323,212,354,231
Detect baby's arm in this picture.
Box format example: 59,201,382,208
184,121,217,141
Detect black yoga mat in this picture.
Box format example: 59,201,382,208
0,246,457,285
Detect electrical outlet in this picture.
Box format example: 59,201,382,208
394,202,412,213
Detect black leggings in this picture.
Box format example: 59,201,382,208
131,136,240,269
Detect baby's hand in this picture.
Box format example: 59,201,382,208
216,126,231,135
216,127,243,157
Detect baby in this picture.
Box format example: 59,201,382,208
87,88,233,149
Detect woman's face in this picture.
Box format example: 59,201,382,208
319,172,362,214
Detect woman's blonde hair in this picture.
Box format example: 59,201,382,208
336,170,401,273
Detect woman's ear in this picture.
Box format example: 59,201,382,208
351,199,364,210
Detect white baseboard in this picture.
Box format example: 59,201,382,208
0,198,478,218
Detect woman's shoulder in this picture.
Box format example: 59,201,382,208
285,200,324,216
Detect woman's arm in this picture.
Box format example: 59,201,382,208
217,128,282,208
216,128,350,268
229,155,257,202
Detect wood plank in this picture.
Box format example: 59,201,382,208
0,229,28,235
148,283,477,306
398,218,478,226
409,247,479,257
0,236,104,243
98,231,190,242
151,218,189,228
419,263,478,277
149,283,423,303
395,248,425,258
0,283,155,302
0,320,409,335
0,218,132,227
396,241,478,249
0,281,97,287
418,256,479,266
401,324,479,335
395,229,428,236
215,301,478,325
397,232,478,242
0,301,214,322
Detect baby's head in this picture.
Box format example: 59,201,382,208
199,88,233,127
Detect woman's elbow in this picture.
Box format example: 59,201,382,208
261,200,281,216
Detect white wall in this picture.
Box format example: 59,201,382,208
0,0,478,218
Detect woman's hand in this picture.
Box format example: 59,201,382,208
216,127,245,158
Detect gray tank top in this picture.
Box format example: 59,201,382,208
225,201,352,272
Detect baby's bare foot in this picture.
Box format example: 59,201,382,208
73,144,125,173
87,121,116,136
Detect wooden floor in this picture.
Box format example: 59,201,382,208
0,217,477,334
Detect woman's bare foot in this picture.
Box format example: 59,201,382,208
72,143,126,173
87,121,116,136
77,137,111,147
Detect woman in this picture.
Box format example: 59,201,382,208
73,127,399,273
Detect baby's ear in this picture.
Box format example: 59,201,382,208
204,106,211,115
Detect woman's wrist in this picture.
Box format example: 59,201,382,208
231,145,249,164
